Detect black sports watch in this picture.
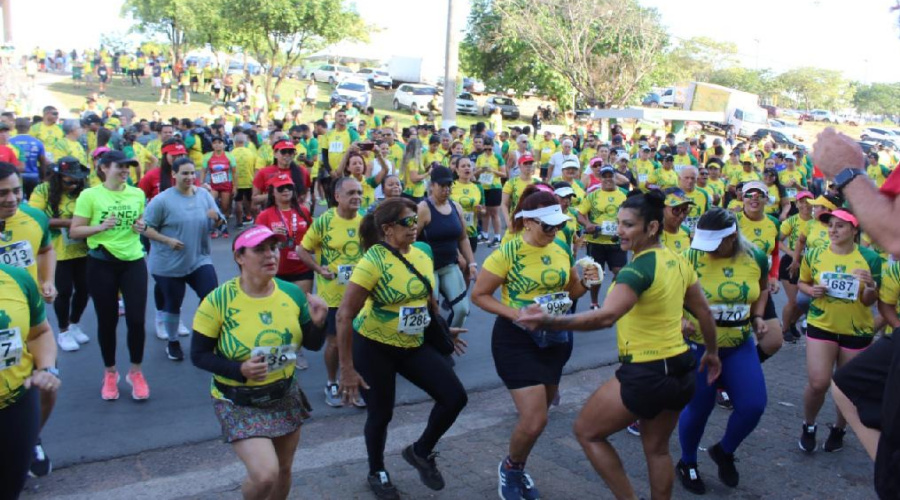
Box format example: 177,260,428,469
834,167,866,192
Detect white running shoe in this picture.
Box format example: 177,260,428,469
155,320,168,340
178,321,190,336
57,331,80,352
68,323,89,344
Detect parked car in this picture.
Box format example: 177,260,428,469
861,127,897,142
809,109,841,123
455,92,478,115
752,128,807,150
392,83,440,112
642,92,662,108
356,68,392,89
309,64,354,85
462,77,486,94
482,96,520,119
329,79,371,109
858,141,879,156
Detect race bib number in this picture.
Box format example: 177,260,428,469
398,306,430,335
638,173,648,184
329,141,345,154
0,241,35,269
463,211,475,227
785,188,798,199
211,171,228,184
478,173,494,185
251,345,296,373
767,195,776,206
337,264,354,285
684,216,700,233
821,272,860,301
534,292,572,316
709,303,750,324
0,328,23,371
600,220,618,236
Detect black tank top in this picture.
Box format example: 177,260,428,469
423,198,462,269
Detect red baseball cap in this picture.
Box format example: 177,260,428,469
161,143,187,156
518,153,535,165
272,140,296,152
267,173,294,189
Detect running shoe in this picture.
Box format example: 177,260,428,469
210,230,220,239
166,341,184,361
590,303,601,311
477,232,488,243
352,393,367,408
402,444,445,490
716,389,733,410
57,331,80,352
295,350,309,370
28,438,52,477
520,470,541,500
68,323,89,344
155,319,168,340
178,321,191,336
626,421,641,436
708,443,739,487
675,460,706,494
498,460,526,500
367,470,400,500
324,383,343,407
799,422,817,453
126,371,150,400
823,424,846,452
489,238,501,248
221,230,230,238
101,371,120,401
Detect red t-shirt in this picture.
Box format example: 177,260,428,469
0,145,18,164
139,167,201,200
252,164,311,193
255,205,312,277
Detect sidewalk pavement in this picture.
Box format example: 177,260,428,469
23,338,874,499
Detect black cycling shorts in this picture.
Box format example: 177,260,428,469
779,253,799,285
484,188,502,207
833,333,897,429
806,324,874,350
588,243,627,271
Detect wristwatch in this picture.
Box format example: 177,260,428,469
834,167,866,192
39,367,60,378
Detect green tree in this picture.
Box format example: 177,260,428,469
777,67,853,111
121,0,218,62
661,36,739,84
222,0,368,106
853,83,900,115
491,0,669,108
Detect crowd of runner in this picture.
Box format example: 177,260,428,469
1,72,899,500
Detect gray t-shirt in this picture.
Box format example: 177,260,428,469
144,187,222,277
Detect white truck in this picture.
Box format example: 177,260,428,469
682,82,767,138
388,56,443,87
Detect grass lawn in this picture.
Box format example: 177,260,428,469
46,75,541,131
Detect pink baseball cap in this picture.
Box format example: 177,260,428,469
233,225,286,252
796,190,814,201
818,209,858,228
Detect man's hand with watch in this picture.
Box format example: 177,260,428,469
25,366,61,392
834,166,868,193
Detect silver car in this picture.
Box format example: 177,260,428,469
456,92,478,115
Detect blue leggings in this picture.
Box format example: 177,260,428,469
678,340,767,463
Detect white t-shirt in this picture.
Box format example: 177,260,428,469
370,158,395,199
548,152,579,179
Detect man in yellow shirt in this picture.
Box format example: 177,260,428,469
29,107,63,149
231,132,258,226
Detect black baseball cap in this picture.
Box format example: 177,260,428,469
98,150,139,166
431,165,454,185
56,156,90,179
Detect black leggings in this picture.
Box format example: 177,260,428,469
87,256,148,367
0,388,40,500
353,331,468,474
54,257,89,331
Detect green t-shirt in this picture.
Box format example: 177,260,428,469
73,184,146,261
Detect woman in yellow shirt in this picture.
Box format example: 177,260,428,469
518,189,721,500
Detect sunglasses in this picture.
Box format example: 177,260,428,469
275,185,293,193
278,149,296,155
670,205,689,215
744,192,765,200
62,179,82,187
393,215,418,228
537,220,566,233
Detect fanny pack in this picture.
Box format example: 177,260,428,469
215,376,293,407
526,328,572,349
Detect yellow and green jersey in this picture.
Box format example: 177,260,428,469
475,151,505,190
682,188,712,233
685,247,767,347
868,163,893,188
482,235,573,310
232,146,258,189
350,241,434,348
450,181,484,237
29,123,64,149
765,184,783,217
634,159,660,191
401,158,427,198
0,264,47,409
193,277,311,399
72,184,146,261
705,179,726,205
801,219,830,253
536,140,557,164
612,247,694,363
28,183,87,261
324,127,359,172
578,187,627,244
661,226,691,254
780,214,811,253
880,260,900,316
801,245,881,336
736,212,779,263
728,169,761,188
778,170,806,200
300,208,363,307
502,176,538,217
0,205,51,285
646,168,678,190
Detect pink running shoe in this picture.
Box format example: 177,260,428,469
101,371,120,401
126,371,150,400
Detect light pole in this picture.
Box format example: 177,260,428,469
442,0,459,129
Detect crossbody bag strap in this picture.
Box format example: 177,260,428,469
378,242,433,298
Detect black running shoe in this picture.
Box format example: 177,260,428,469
799,422,818,453
675,460,706,495
367,470,400,500
823,424,846,452
716,389,733,410
402,444,445,490
166,341,184,361
29,438,52,477
708,443,739,488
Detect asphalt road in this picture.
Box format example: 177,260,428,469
42,232,633,468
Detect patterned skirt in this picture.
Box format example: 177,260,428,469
212,378,312,443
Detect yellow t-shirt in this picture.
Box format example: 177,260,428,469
502,176,538,217
801,245,881,336
634,159,659,191
401,158,427,198
324,128,356,172
450,181,484,237
801,219,830,253
0,264,47,409
778,170,805,200
879,260,900,315
29,123,64,148
685,247,767,347
646,168,678,190
482,235,573,309
27,183,87,261
300,208,363,307
578,188,627,244
705,179,726,205
736,212,779,260
232,146,258,189
765,184,782,217
612,247,694,363
350,242,434,348
475,151,504,190
536,140,557,164
780,214,811,253
1,205,51,285
728,169,761,188
867,164,893,188
661,226,691,254
682,188,711,233
193,277,311,399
